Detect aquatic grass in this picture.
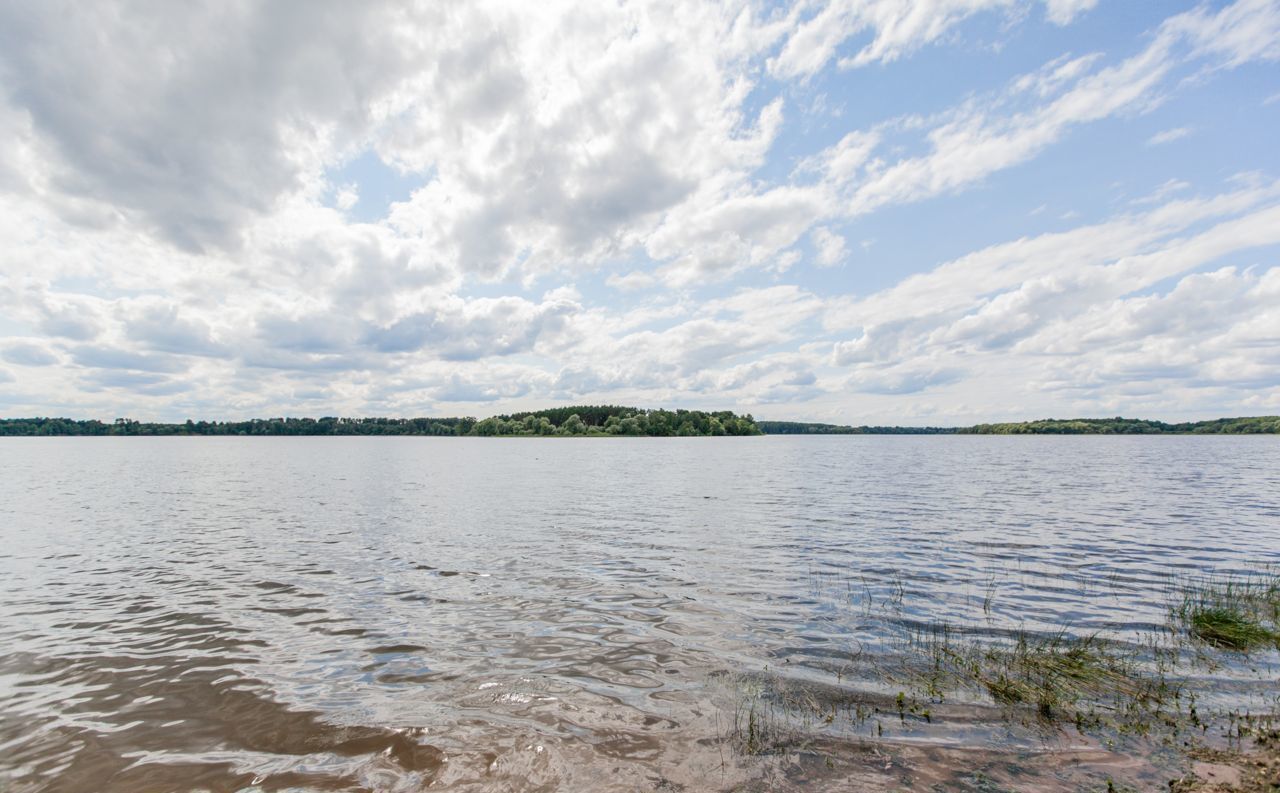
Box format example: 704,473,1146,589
1187,606,1275,651
720,669,885,757
719,565,1280,782
1171,570,1280,652
874,569,1280,736
728,674,824,756
974,633,1134,715
891,624,1180,729
720,625,1186,763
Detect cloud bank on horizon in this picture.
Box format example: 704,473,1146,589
0,0,1278,424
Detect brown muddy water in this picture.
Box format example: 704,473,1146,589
1,436,1278,792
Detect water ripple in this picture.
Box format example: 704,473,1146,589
1,436,1278,791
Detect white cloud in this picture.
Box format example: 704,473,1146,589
828,181,1280,334
606,271,657,292
1133,178,1191,205
649,185,832,285
380,6,789,282
1043,0,1098,26
334,184,360,212
836,28,1175,215
1147,126,1192,145
0,341,59,367
768,0,1107,82
811,227,848,267
769,0,1018,80
802,0,1278,221
824,183,1280,419
1173,0,1280,67
0,2,429,251
0,1,1277,422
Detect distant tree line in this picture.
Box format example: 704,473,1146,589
0,416,477,436
757,421,957,435
960,416,1280,434
473,406,761,436
4,414,1276,437
0,407,762,437
758,416,1280,435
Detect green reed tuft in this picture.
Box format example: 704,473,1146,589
1172,570,1280,652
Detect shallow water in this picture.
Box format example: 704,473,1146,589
1,436,1278,791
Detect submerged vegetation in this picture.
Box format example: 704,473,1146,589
719,568,1280,788
0,407,761,437
921,630,1161,721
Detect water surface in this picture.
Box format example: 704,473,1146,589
2,436,1278,791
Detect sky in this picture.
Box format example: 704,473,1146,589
0,0,1278,425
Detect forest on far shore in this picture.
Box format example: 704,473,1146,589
3,412,1277,437
758,416,1280,434
0,406,761,437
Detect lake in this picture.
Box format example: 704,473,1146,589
2,436,1278,791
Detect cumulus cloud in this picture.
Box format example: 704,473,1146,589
1,341,58,366
826,182,1280,414
380,6,788,282
71,345,189,374
38,301,104,342
811,227,848,267
829,182,1280,333
0,1,1276,422
848,364,965,395
649,185,830,285
432,373,534,403
124,303,227,357
363,294,579,360
0,2,429,251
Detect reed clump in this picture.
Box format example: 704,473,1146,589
1172,572,1280,652
972,633,1143,717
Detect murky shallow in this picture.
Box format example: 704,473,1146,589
1,436,1278,792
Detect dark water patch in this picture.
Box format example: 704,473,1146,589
367,644,428,655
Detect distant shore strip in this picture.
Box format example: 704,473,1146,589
2,409,1277,436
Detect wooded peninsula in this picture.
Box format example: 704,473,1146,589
2,410,1277,436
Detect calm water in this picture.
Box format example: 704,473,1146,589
2,436,1278,791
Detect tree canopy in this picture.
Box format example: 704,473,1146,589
756,417,1280,434
961,416,1280,434
473,406,760,436
0,407,762,437
4,413,1275,437
756,421,955,435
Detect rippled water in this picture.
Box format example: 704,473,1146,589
2,436,1278,791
